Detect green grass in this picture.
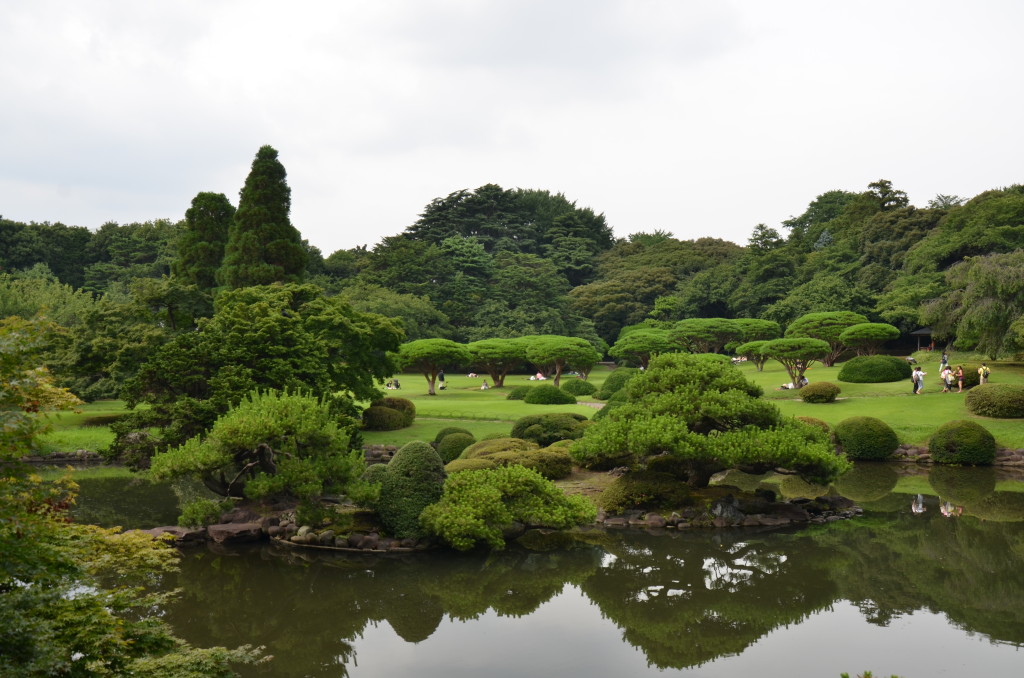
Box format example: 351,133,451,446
737,360,1024,448
38,400,132,453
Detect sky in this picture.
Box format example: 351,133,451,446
2,0,1022,256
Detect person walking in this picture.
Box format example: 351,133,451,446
911,366,926,394
940,351,949,372
438,369,446,390
941,366,953,393
955,365,964,393
978,363,991,384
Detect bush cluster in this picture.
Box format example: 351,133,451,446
177,498,229,528
833,416,899,461
510,412,590,446
837,355,912,383
420,465,596,550
377,441,447,538
965,384,1024,418
505,385,532,400
795,416,831,434
928,420,996,465
595,368,639,400
433,426,473,444
362,405,407,431
437,432,476,463
800,381,842,403
560,379,597,396
460,437,539,459
374,397,416,426
488,447,573,480
523,384,577,405
598,471,693,514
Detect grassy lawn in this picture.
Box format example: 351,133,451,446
38,400,130,453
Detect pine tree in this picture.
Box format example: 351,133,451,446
218,145,306,289
172,191,234,291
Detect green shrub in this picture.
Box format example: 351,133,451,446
445,458,497,474
591,401,622,421
965,384,1024,418
800,381,842,403
927,465,996,504
595,368,639,400
795,416,831,434
505,385,532,400
832,463,899,502
510,412,589,446
178,498,229,527
460,437,539,459
437,432,476,463
928,420,996,465
433,426,474,444
372,397,416,426
362,462,388,484
598,471,692,514
362,405,407,431
645,454,691,480
377,441,447,538
778,475,828,499
487,447,573,480
837,355,912,383
560,379,597,396
834,416,899,461
523,384,577,405
420,465,597,550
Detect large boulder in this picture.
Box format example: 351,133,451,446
207,522,263,544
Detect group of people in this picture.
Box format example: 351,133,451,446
385,378,401,390
915,352,992,394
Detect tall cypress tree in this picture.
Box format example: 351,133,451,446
218,145,306,289
172,191,235,291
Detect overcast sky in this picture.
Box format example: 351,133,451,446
3,1,1022,256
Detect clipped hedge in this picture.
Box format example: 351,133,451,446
795,416,831,434
598,471,692,514
433,426,474,444
505,385,533,400
487,447,573,480
837,355,912,383
595,368,639,400
928,420,996,465
377,441,446,538
523,384,577,405
362,405,407,431
372,397,416,426
445,458,496,474
510,412,590,446
800,381,842,403
460,437,539,459
965,383,1024,418
834,416,899,461
561,379,597,396
437,432,477,463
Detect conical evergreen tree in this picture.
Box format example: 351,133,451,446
218,145,306,289
172,191,235,291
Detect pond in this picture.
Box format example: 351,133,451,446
72,467,1024,678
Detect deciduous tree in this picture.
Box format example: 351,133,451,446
397,338,472,395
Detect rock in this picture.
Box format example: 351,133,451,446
771,504,810,523
141,526,207,544
711,517,732,528
220,508,261,524
757,515,791,527
400,538,418,549
267,525,282,538
348,534,364,548
642,513,667,528
603,517,628,527
710,496,745,525
260,516,280,532
319,530,336,545
360,533,380,550
297,525,314,537
207,523,263,544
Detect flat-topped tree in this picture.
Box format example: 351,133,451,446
761,337,831,387
734,340,770,371
522,335,602,387
467,338,526,387
609,328,675,369
733,318,781,342
838,322,900,356
670,317,741,353
784,311,868,366
398,338,471,395
218,145,306,289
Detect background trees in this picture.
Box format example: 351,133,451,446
397,339,472,395
173,191,235,292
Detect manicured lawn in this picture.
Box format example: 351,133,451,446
38,400,130,453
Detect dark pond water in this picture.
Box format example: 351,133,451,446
73,467,1024,678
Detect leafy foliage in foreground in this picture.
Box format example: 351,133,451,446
420,465,596,550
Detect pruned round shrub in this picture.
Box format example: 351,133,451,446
362,405,407,431
928,420,996,465
595,368,639,400
561,379,597,396
362,462,388,485
505,385,532,400
511,412,589,446
795,416,831,434
778,475,828,499
460,437,539,459
445,458,496,474
437,432,476,463
377,441,447,538
965,383,1024,418
800,381,842,403
372,397,416,426
927,465,996,505
486,447,573,480
433,426,474,444
834,416,899,461
598,471,692,514
523,384,577,405
837,355,912,383
832,463,899,502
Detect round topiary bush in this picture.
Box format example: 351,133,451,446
523,384,577,405
837,355,913,383
505,385,532,400
833,416,900,461
445,457,496,474
928,420,996,465
510,412,589,446
377,441,447,538
595,368,639,400
561,379,597,396
795,416,831,434
965,383,1024,418
486,447,573,480
433,426,474,444
437,432,476,463
372,397,416,426
362,405,407,431
927,465,996,505
800,381,842,403
460,437,539,459
361,462,389,485
832,463,899,502
598,471,692,514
